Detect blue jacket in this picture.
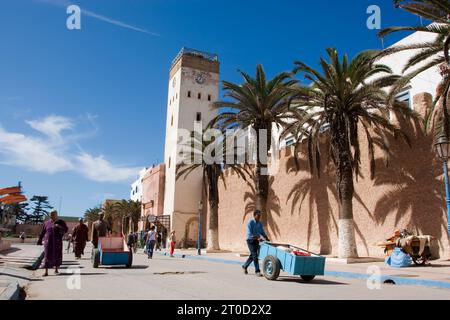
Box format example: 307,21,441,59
246,219,268,241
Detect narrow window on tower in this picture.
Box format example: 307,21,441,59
188,91,191,98
168,157,171,168
171,115,173,126
208,94,211,101
198,93,201,100
196,112,202,122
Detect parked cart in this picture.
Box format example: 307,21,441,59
258,242,326,281
377,229,436,266
92,236,133,268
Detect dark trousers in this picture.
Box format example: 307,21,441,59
243,240,260,272
147,240,156,258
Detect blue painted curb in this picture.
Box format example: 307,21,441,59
324,270,450,289
156,252,450,289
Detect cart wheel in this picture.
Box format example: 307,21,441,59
300,275,316,282
126,250,133,268
92,249,100,268
263,256,281,281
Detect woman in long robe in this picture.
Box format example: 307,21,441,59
37,210,68,277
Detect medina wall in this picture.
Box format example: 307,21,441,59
215,92,450,258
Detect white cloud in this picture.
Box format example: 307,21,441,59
27,115,73,142
0,116,141,183
75,153,141,183
0,126,73,173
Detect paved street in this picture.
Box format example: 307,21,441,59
24,243,450,300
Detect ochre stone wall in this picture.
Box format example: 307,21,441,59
215,92,450,258
15,224,43,237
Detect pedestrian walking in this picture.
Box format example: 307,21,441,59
66,233,72,253
92,213,110,249
127,232,136,252
72,218,89,259
143,229,149,253
133,233,138,253
156,232,162,251
19,232,26,243
146,226,157,259
242,210,270,277
162,229,168,249
169,230,176,257
37,210,68,277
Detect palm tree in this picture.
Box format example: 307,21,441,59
379,0,450,137
284,48,412,258
102,202,118,233
128,200,141,233
176,129,249,250
212,65,297,224
115,200,141,233
84,207,101,223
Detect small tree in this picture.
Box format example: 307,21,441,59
102,202,118,233
29,196,53,224
3,202,30,224
115,200,141,233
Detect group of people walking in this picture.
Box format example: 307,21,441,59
135,226,176,259
37,211,111,276
38,211,91,276
37,208,268,278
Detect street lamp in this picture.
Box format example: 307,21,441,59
197,201,203,256
435,135,450,236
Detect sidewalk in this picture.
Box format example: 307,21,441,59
154,248,450,289
0,279,20,300
0,244,44,270
0,244,44,300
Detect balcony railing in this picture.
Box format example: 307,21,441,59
171,47,218,68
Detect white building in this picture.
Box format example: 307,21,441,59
378,30,441,106
163,48,219,246
130,167,150,202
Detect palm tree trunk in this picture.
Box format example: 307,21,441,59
207,170,220,251
255,123,270,226
337,189,358,259
207,199,220,250
332,118,358,259
255,163,269,225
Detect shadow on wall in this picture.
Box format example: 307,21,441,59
373,109,447,257
243,176,281,238
286,155,337,255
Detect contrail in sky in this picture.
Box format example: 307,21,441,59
37,0,161,37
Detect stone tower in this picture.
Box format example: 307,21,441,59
163,48,219,246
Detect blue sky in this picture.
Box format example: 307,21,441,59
0,0,419,217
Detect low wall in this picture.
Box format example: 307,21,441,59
0,240,11,252
215,93,450,258
14,224,43,238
